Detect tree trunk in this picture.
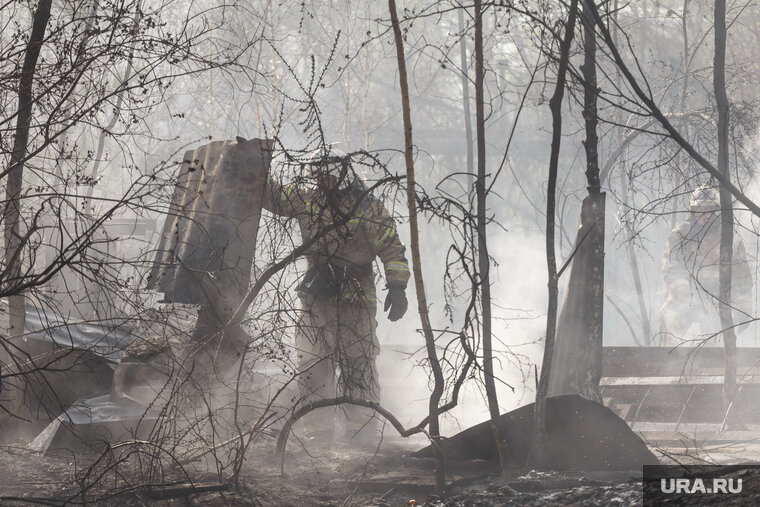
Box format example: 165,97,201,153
714,0,737,407
78,3,138,320
528,0,578,468
473,0,505,469
671,0,690,233
548,194,605,400
361,1,371,150
458,7,475,195
388,0,447,494
343,0,352,147
581,1,600,197
612,0,651,345
3,0,53,354
83,2,139,216
548,0,606,402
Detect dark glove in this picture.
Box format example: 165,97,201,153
383,285,408,321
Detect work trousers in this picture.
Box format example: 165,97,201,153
659,283,752,346
296,295,379,438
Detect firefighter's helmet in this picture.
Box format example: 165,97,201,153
689,185,720,212
308,146,351,188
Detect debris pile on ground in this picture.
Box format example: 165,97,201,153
0,435,648,506
412,470,640,507
427,481,642,507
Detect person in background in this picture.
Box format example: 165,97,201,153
659,185,753,345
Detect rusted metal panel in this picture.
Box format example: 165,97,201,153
147,138,273,305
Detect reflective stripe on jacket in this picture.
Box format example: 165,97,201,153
662,218,752,301
262,178,411,299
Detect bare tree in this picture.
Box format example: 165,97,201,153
3,0,52,358
458,7,475,191
529,0,579,468
547,0,605,402
714,0,737,407
388,0,447,494
472,0,505,469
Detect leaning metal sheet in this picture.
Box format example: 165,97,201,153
146,138,273,305
23,305,134,362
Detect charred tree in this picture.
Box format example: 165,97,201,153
473,0,506,469
671,0,691,233
2,0,53,354
548,0,605,403
458,7,475,194
528,0,579,468
714,0,737,405
388,0,447,494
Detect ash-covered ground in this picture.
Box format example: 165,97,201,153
0,434,647,506
5,428,760,506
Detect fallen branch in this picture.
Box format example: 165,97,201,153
271,331,476,474
177,411,277,466
144,482,229,500
275,396,434,473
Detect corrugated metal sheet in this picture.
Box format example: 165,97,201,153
147,138,273,305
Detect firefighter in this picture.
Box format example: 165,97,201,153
262,147,410,442
658,185,753,345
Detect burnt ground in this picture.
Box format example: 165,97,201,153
0,433,646,506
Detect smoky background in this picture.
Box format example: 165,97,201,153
1,0,760,501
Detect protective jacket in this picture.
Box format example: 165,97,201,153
660,216,753,340
662,217,752,301
262,179,410,302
